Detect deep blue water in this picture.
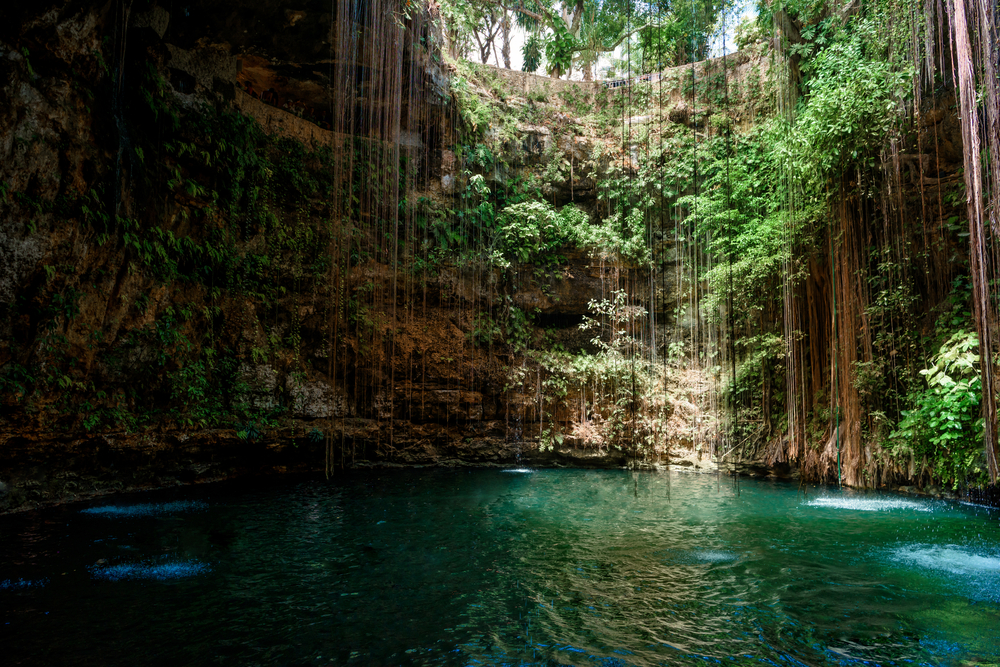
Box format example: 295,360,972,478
1,469,999,666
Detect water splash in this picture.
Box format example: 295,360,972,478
805,497,932,512
91,559,211,582
891,545,1000,576
80,500,208,518
960,500,997,511
889,544,1000,603
501,468,534,473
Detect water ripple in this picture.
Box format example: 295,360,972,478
2,470,998,666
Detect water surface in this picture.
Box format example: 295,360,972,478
1,469,998,666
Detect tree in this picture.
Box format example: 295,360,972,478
439,0,477,60
522,32,545,72
500,9,513,69
441,0,730,78
508,0,635,79
472,9,504,65
504,0,728,79
440,0,507,65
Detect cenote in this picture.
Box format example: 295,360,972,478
2,469,999,666
5,0,1000,663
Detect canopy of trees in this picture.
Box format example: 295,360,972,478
439,0,730,79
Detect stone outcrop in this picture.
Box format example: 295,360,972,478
0,0,673,513
0,0,834,514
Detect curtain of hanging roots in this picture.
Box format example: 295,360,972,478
311,0,1000,482
950,0,1000,481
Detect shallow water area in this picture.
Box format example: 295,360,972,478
1,469,999,666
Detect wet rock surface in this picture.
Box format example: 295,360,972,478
0,422,638,513
0,2,977,514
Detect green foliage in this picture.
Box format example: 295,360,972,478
450,75,491,133
522,33,545,73
785,17,913,191
0,51,346,441
496,200,587,265
139,61,179,130
0,363,36,403
891,331,986,489
235,421,263,442
530,290,665,456
168,358,224,428
21,47,36,78
501,302,535,351
469,312,503,346
556,86,592,117
438,0,505,63
678,125,797,317
545,20,577,77
634,16,684,70
734,14,765,50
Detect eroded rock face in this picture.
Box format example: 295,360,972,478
0,1,645,513
9,3,941,512
0,233,48,306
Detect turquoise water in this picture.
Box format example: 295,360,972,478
1,469,999,666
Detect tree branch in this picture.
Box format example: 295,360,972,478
587,21,657,54
568,0,584,35
498,1,547,23
493,5,660,58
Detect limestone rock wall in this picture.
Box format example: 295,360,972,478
0,0,674,513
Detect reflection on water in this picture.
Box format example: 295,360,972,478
0,470,998,666
79,500,209,518
90,559,212,582
0,577,47,590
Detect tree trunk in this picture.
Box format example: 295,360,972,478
501,11,511,69
952,0,1000,482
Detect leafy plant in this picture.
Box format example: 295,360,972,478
522,33,545,73
890,331,986,489
236,421,263,443
545,21,576,78
495,200,586,265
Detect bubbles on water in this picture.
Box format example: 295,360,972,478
960,500,998,511
501,468,534,473
888,544,1000,603
0,578,48,590
806,496,932,512
690,550,740,564
91,559,211,582
891,545,1000,576
659,549,741,565
80,500,208,518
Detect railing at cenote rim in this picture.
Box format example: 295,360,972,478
601,70,668,89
